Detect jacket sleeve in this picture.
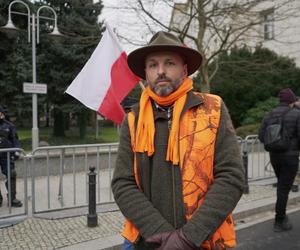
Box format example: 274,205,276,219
9,124,21,148
182,101,245,246
111,115,174,239
297,110,300,147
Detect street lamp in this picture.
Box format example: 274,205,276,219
2,0,61,150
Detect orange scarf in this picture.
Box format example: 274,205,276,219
135,77,193,165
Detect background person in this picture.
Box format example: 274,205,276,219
259,88,300,232
0,106,22,207
112,31,245,250
291,97,300,193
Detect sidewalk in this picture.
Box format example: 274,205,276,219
1,180,300,250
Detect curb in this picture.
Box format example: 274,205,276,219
59,235,123,250
235,205,300,231
233,191,300,221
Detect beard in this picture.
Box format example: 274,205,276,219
150,74,185,97
152,83,176,97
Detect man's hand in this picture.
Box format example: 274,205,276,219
145,229,200,250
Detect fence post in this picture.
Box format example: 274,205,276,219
242,143,249,194
87,166,98,227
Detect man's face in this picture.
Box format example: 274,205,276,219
0,112,4,119
145,51,187,97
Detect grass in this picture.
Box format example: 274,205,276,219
17,126,119,151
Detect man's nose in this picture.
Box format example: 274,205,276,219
157,63,166,75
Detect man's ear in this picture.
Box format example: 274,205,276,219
184,64,188,77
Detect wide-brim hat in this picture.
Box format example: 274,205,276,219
127,31,202,79
0,106,4,114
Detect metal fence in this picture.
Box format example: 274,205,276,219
0,137,275,222
243,135,275,181
30,143,118,214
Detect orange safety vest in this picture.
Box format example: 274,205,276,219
122,93,236,250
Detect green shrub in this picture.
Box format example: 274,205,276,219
241,97,278,125
236,124,260,139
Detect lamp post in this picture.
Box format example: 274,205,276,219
2,0,61,150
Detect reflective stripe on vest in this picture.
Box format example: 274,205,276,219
123,93,236,249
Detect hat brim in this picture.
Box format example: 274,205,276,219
127,45,202,79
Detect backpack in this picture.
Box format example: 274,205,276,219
263,108,291,152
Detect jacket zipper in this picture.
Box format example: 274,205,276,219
167,106,177,228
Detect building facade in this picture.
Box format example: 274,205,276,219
170,0,300,66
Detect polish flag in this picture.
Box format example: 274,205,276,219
65,23,140,124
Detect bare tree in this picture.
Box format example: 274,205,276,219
104,0,300,92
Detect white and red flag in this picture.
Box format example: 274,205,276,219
65,23,140,124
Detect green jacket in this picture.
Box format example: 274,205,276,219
112,91,245,249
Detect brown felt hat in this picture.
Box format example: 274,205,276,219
127,31,202,79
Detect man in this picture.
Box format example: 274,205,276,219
291,97,300,193
112,31,245,250
259,88,300,232
0,106,23,207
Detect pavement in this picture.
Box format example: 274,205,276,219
1,178,300,250
235,208,300,250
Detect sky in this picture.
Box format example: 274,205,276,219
28,0,182,53
99,0,179,53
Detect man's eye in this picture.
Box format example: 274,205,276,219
166,61,175,65
148,64,156,68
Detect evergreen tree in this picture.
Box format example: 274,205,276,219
1,0,104,136
36,0,104,136
210,46,300,127
0,0,33,125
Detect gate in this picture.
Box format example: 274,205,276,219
244,135,275,181
30,143,118,215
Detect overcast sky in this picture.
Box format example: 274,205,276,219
99,0,178,53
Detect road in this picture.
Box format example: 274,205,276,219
236,209,300,250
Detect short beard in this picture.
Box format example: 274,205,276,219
153,84,175,97
152,76,184,97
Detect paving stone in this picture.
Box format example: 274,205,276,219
1,184,300,249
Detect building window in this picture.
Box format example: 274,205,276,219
262,10,274,40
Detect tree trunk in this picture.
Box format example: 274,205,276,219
53,107,65,137
46,101,50,127
64,112,70,130
78,110,88,139
199,63,210,93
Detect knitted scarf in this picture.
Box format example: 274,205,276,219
135,77,193,165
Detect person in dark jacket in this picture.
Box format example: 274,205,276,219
112,31,245,250
291,97,300,192
259,88,300,232
0,106,23,207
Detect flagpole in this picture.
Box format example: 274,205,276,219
138,81,145,90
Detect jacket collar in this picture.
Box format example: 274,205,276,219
181,91,204,115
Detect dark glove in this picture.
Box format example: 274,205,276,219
146,229,200,250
